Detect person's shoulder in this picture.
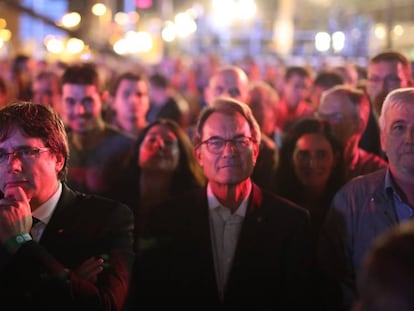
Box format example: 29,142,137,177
104,124,135,142
358,148,388,166
334,168,387,207
257,186,310,218
342,168,386,190
67,186,131,213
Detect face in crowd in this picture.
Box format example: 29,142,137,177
292,133,336,191
62,83,103,134
195,109,259,186
366,59,411,116
205,67,249,105
138,124,180,173
380,89,414,180
113,78,150,134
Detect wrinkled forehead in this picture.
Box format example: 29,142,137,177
202,111,251,137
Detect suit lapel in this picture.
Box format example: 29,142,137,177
39,184,78,246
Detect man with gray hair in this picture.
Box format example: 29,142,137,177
128,97,312,310
318,87,414,311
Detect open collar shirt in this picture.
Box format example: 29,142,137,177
207,181,251,301
384,168,414,222
31,182,62,242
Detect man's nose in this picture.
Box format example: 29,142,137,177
7,155,23,172
74,102,87,114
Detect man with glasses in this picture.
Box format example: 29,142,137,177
360,51,412,157
318,85,387,182
0,102,134,310
128,97,312,310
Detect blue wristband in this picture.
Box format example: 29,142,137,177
4,233,32,252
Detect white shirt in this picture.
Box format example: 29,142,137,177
207,181,251,301
31,182,62,242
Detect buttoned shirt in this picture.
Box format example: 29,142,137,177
384,169,414,222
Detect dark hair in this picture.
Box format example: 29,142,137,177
0,102,69,180
274,116,345,205
357,220,414,311
149,72,169,89
61,63,101,90
193,97,261,147
125,118,205,195
284,66,312,82
11,54,30,75
314,71,344,89
370,50,412,81
110,72,148,96
34,70,61,94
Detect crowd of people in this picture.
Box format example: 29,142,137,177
0,49,413,311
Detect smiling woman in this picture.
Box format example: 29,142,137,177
273,116,346,246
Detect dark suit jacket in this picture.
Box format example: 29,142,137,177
127,183,312,311
0,183,135,311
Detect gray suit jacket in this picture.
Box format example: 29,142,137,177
318,168,397,311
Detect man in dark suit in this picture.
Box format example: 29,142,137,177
127,97,312,310
0,103,134,310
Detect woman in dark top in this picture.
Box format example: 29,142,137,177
274,117,346,246
117,118,205,251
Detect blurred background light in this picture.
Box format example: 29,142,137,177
315,31,331,52
60,12,81,29
91,3,107,16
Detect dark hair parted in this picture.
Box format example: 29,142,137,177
0,102,69,181
274,116,345,204
193,97,261,147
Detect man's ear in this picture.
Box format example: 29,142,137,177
55,153,65,174
194,147,203,167
252,141,260,163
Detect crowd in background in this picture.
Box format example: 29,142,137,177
0,48,413,311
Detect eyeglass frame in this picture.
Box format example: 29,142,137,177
0,147,50,164
196,135,256,154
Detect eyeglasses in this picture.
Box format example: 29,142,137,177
197,136,255,154
0,147,50,164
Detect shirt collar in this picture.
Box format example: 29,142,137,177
207,181,251,217
384,167,399,196
32,182,62,225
